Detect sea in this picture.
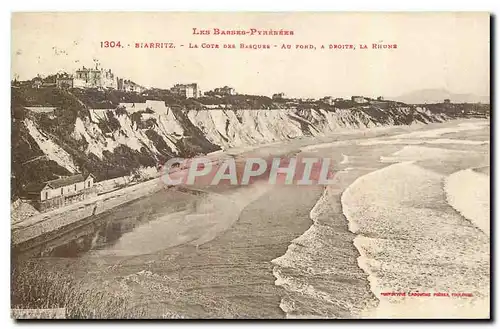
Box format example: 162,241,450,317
13,119,490,319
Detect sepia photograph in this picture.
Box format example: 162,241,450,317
10,12,490,319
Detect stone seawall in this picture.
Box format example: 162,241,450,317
12,178,165,247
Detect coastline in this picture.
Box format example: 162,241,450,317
10,119,491,318
12,177,166,248
11,118,481,248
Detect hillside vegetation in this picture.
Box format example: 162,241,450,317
11,86,490,200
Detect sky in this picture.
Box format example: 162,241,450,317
11,12,490,99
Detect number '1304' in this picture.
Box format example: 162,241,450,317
101,41,122,48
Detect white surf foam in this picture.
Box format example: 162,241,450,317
360,138,489,146
380,145,469,162
445,168,490,236
271,172,378,318
341,162,490,318
390,122,485,139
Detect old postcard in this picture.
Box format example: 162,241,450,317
11,12,490,319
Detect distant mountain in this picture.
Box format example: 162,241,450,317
394,88,489,104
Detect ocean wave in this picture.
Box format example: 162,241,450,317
379,145,469,162
445,168,490,236
271,172,377,318
341,162,490,318
389,122,485,139
360,138,489,146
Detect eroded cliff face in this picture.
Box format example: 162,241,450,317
11,88,469,199
187,106,445,148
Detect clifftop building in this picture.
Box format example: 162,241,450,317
272,93,285,100
73,63,117,89
56,73,74,89
352,96,368,104
321,96,335,105
213,86,236,96
39,62,146,92
117,78,146,93
170,83,200,98
32,77,42,89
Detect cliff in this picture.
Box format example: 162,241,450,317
11,86,490,200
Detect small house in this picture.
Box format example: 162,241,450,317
24,173,97,211
321,96,335,105
32,77,42,89
272,93,285,100
56,73,74,89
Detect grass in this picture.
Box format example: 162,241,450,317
11,257,244,319
11,260,152,319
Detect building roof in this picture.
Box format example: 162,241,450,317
25,182,50,194
46,174,86,188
